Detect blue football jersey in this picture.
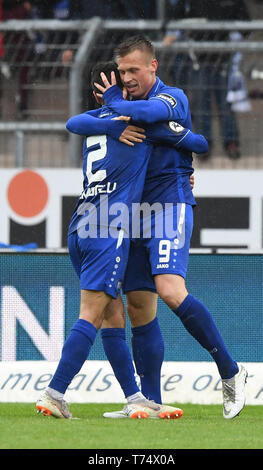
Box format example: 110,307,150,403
103,77,197,206
67,107,152,236
67,101,208,237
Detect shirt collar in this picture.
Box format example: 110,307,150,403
146,76,163,99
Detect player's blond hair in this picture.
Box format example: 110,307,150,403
114,34,155,60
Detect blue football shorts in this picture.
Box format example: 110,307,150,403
68,229,130,299
123,203,193,293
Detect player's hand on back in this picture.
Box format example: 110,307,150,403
113,116,131,122
118,125,146,147
112,116,146,146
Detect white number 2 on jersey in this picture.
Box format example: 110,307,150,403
86,135,107,185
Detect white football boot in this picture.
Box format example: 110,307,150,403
36,391,72,419
103,399,184,419
222,364,248,419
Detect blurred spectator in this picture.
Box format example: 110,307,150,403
61,1,157,111
119,0,157,19
31,1,75,80
1,1,34,118
163,0,251,160
34,0,69,19
63,0,158,62
61,1,119,65
68,1,120,19
0,0,4,67
68,0,156,20
2,0,32,19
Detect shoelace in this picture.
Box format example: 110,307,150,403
52,397,71,417
126,399,160,411
222,380,235,403
141,399,161,411
61,399,70,408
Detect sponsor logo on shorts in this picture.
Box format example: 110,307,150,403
156,263,169,269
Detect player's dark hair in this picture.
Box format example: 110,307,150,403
91,61,123,94
114,34,155,59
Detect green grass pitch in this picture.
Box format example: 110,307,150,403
0,403,263,450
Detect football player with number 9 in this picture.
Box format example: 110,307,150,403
97,35,248,421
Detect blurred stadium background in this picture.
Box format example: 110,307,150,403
0,1,262,405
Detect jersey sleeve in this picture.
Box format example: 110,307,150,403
103,85,188,124
66,111,128,139
176,131,208,154
146,121,209,154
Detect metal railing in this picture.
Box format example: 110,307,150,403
0,19,263,168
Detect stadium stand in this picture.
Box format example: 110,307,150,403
0,0,263,169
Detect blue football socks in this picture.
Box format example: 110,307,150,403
49,318,97,394
101,327,140,398
132,317,164,404
173,294,238,379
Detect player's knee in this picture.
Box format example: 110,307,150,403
126,291,157,327
127,301,155,327
102,296,126,328
158,287,181,309
103,308,126,328
155,275,187,310
127,302,145,325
